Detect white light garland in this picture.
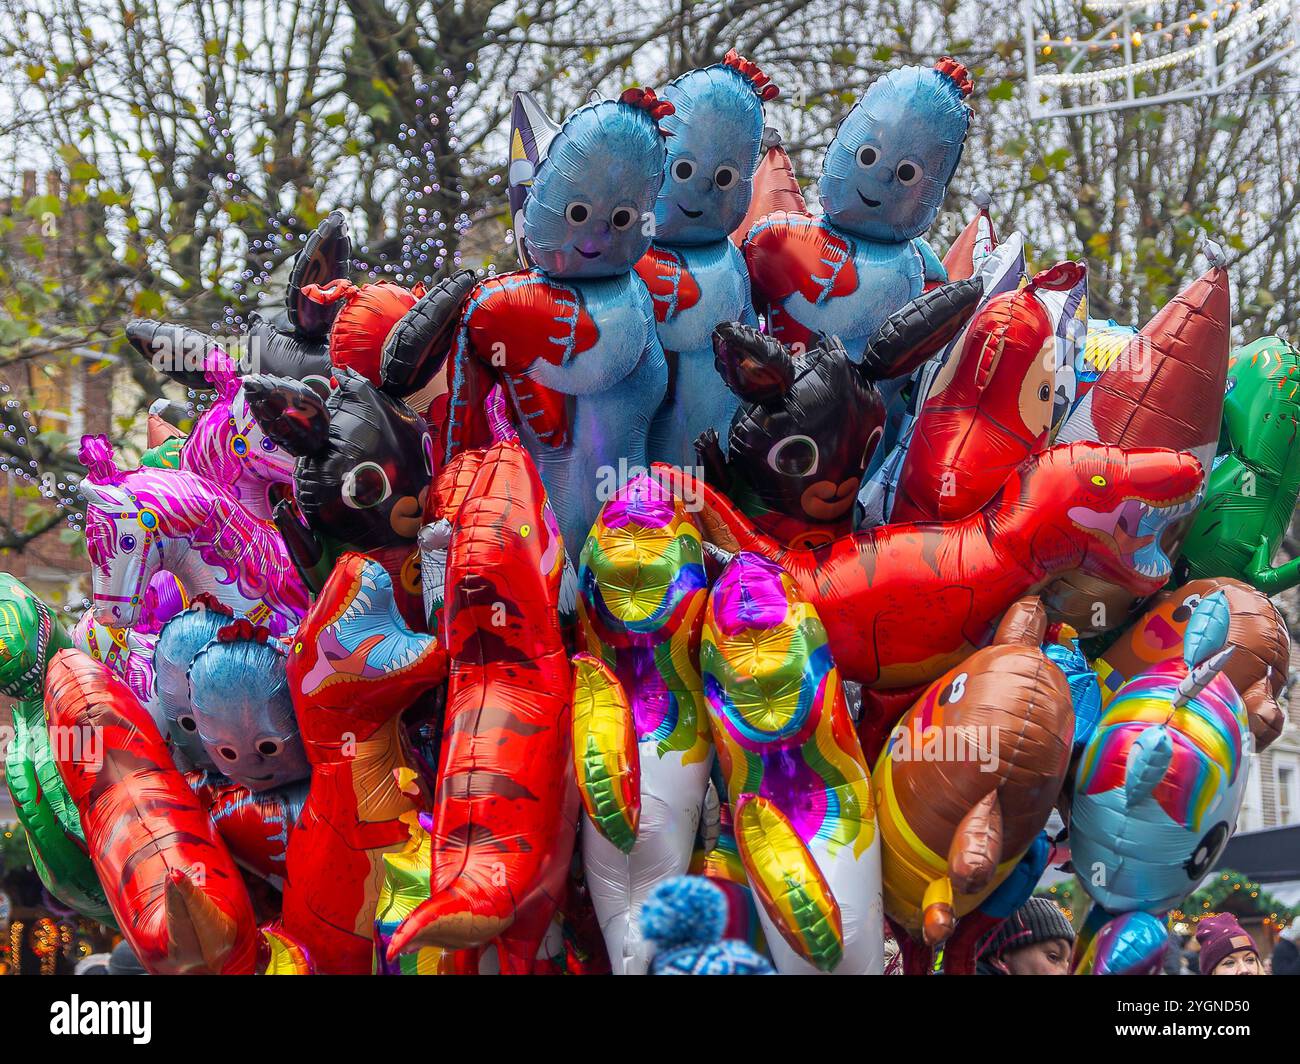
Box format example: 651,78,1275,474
1036,0,1290,87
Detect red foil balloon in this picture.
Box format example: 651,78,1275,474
892,262,1087,524
652,441,1202,692
1049,249,1231,632
281,553,448,974
45,649,258,974
728,128,808,248
302,279,421,386
389,440,577,972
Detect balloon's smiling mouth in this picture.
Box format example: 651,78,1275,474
576,248,601,259
857,191,882,208
678,204,703,219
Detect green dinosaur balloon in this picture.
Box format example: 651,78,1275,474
0,574,114,925
1178,336,1300,593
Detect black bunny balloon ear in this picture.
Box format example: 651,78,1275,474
857,276,983,382
286,210,353,340
243,373,332,457
712,321,796,404
380,269,477,397
125,319,219,390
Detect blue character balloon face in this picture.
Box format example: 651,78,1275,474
523,99,667,279
154,603,233,771
188,633,309,793
655,65,765,245
819,62,972,243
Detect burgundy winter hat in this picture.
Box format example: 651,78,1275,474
1196,913,1258,974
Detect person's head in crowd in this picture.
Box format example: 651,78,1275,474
1197,913,1260,975
979,898,1075,975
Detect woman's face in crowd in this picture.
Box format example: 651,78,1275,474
1211,949,1261,975
1005,938,1072,976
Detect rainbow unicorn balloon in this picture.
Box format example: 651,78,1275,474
1070,594,1252,971
701,551,882,974
77,435,308,633
574,474,713,974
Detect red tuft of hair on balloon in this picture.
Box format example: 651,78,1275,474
216,618,273,645
723,49,780,102
934,57,973,98
189,593,235,616
620,86,676,136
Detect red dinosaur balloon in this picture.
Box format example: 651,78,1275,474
45,649,258,974
652,441,1202,692
891,262,1087,524
1048,247,1231,633
389,440,577,973
281,553,448,974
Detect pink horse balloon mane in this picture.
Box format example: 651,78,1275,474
77,434,308,634
179,345,297,521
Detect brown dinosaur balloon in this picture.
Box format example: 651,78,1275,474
1093,576,1289,750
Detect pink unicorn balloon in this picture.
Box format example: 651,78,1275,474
179,345,297,521
77,435,309,633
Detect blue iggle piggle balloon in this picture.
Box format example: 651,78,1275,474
642,50,778,467
745,59,973,360
446,87,673,555
187,618,310,794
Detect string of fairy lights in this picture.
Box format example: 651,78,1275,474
1034,0,1297,89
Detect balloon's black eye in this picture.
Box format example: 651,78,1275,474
896,160,923,186
1172,594,1203,623
857,145,879,168
257,739,281,757
179,715,198,733
672,159,695,182
610,207,636,231
218,746,239,762
767,435,819,477
342,462,392,510
565,201,591,225
1185,821,1230,879
714,165,739,190
1039,383,1051,402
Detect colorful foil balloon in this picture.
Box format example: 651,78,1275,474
701,552,882,974
653,441,1203,696
858,232,1027,528
169,344,297,522
0,576,113,924
574,474,713,974
301,278,419,386
1074,910,1169,975
1049,244,1231,633
1071,610,1251,918
729,127,807,247
187,620,310,792
941,188,997,282
872,598,1073,967
744,59,973,356
697,280,981,548
1178,335,1300,593
77,435,308,633
389,440,577,972
186,772,306,885
890,262,1087,523
373,812,469,975
45,648,258,973
69,611,159,730
243,367,432,625
444,89,671,554
152,597,236,772
281,553,447,975
641,50,774,466
1093,577,1290,751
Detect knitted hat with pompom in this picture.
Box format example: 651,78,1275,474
642,876,775,975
